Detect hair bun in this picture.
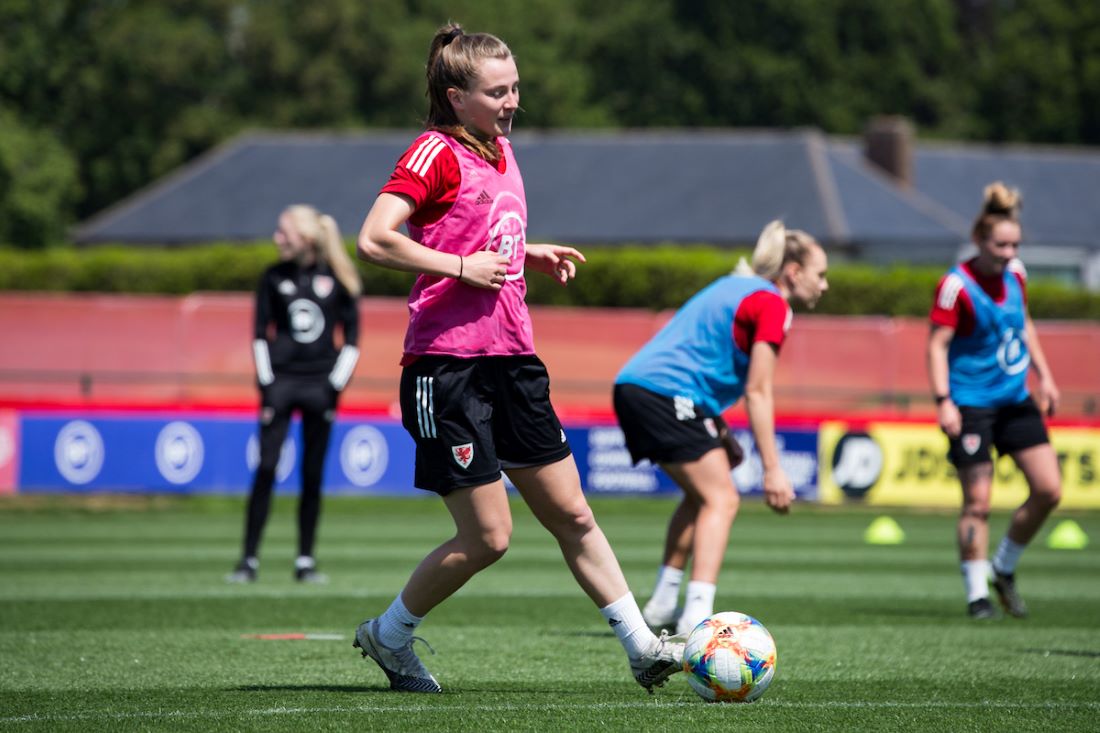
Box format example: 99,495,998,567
982,181,1021,216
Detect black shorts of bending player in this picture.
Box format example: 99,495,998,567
613,383,727,466
399,355,572,495
948,397,1050,468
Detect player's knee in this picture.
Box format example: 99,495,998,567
561,499,598,534
1033,482,1062,509
961,505,991,521
470,529,510,567
706,489,739,518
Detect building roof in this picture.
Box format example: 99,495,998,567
73,128,1099,267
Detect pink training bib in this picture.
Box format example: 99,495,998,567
404,132,535,358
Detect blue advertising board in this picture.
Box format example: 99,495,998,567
12,411,819,499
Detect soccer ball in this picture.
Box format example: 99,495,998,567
682,611,777,702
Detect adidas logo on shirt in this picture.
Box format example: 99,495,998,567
474,190,492,205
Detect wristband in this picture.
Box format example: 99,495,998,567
934,394,951,405
456,254,464,280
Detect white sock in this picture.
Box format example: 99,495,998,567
295,555,315,570
601,592,659,659
679,580,717,631
992,537,1025,576
376,594,423,649
644,565,684,616
243,556,258,569
961,560,991,602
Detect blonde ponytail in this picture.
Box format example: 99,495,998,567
747,220,788,280
318,214,362,297
284,205,363,297
735,219,819,282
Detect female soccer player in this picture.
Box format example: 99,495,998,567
353,24,682,694
227,205,362,584
614,220,829,635
927,182,1061,619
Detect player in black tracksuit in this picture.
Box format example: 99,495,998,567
228,205,362,583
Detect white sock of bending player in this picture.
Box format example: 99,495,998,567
643,565,683,620
679,580,717,632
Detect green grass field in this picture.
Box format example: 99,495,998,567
1,495,1097,732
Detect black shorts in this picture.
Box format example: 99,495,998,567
613,383,726,465
262,373,337,421
948,397,1050,468
399,355,572,494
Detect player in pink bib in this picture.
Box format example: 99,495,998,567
353,23,683,695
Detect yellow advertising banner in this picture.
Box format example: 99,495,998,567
818,421,1100,508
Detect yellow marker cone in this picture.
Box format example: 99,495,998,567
864,515,905,545
1047,519,1089,550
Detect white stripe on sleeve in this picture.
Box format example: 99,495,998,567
328,345,360,391
253,339,274,386
937,273,964,311
407,137,445,177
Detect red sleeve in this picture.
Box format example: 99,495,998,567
930,272,975,336
380,135,461,227
733,290,790,354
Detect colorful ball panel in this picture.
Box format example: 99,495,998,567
682,611,777,703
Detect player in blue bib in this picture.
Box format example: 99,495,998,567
615,220,829,635
927,182,1062,620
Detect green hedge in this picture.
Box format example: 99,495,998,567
1,243,1098,319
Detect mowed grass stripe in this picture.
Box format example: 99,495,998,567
1,496,1097,732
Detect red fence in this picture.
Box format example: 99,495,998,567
2,293,1097,420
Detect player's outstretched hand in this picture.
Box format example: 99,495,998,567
526,243,586,286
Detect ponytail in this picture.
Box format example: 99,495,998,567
318,214,362,297
734,220,818,282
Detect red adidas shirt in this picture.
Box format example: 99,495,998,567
381,136,506,227
734,290,791,354
930,258,1028,337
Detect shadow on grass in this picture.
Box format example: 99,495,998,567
232,684,386,693
1020,648,1100,658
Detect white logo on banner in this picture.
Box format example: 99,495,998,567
155,421,204,484
339,425,389,487
246,434,296,482
54,420,105,485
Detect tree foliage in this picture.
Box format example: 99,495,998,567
1,0,1098,246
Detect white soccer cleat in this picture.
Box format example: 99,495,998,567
353,618,442,693
629,630,686,694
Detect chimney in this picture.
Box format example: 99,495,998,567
863,116,914,189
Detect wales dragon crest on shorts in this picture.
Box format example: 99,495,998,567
452,443,474,469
